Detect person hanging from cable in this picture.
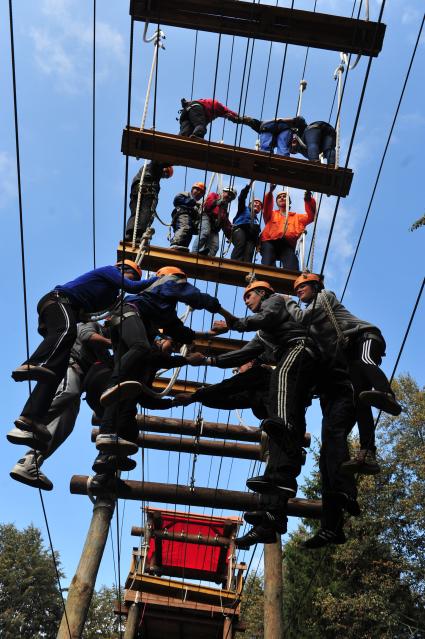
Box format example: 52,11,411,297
11,260,150,445
8,321,113,491
244,115,307,156
178,98,250,139
260,185,316,270
169,181,206,251
230,180,262,263
93,266,229,472
286,272,402,477
291,121,336,165
191,186,236,256
187,280,320,547
124,161,173,243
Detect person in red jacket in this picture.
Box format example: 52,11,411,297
260,185,316,270
179,98,247,139
191,186,236,256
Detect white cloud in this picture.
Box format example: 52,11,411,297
0,151,17,210
401,7,421,25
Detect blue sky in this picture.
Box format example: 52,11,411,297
0,0,424,593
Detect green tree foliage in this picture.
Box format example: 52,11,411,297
240,573,264,639
410,214,425,231
282,375,425,639
0,523,63,638
83,585,123,638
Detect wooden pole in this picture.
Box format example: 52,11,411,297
57,497,115,639
264,538,284,639
223,616,234,639
123,600,142,639
131,526,232,547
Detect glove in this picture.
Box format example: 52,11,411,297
304,190,312,201
243,116,261,133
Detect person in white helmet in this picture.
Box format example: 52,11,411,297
191,186,237,257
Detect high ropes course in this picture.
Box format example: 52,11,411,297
5,0,425,638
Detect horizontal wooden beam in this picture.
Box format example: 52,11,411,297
191,335,246,355
131,526,233,547
152,377,205,395
134,414,261,442
123,588,240,617
121,129,353,197
130,0,385,56
118,243,306,294
70,477,322,519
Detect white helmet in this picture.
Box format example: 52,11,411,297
222,186,237,200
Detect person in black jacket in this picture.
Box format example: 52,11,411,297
170,181,205,250
230,180,262,263
291,121,336,164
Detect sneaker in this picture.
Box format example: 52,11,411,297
303,527,346,549
331,492,361,517
10,453,53,491
341,449,380,476
246,473,297,498
170,245,189,252
100,381,143,407
12,364,56,383
244,510,288,535
261,418,300,458
6,426,48,452
95,434,138,456
235,524,277,549
89,473,117,492
14,416,52,444
359,390,402,416
92,453,137,474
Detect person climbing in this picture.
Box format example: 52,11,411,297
188,280,320,547
260,186,316,270
244,115,307,156
170,181,206,251
286,272,401,477
178,98,248,139
192,186,236,257
9,321,113,491
291,121,336,164
125,161,173,242
230,180,262,263
11,260,149,446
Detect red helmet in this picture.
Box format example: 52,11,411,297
293,272,324,291
243,280,274,300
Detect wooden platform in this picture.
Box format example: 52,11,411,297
130,0,386,56
118,243,308,294
191,335,246,355
152,376,205,395
121,129,354,197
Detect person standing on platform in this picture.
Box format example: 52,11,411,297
291,121,336,164
260,186,316,270
125,161,173,242
170,181,206,251
230,180,262,263
244,116,307,156
192,187,236,257
178,98,248,139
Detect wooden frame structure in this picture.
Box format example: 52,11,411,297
130,0,386,56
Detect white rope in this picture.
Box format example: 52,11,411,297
333,59,344,169
296,231,306,271
296,79,307,117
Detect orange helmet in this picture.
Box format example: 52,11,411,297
156,266,186,277
115,259,142,279
294,272,324,291
192,181,206,193
243,280,275,300
163,166,174,178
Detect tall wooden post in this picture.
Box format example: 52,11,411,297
123,600,142,639
57,497,115,639
263,538,284,639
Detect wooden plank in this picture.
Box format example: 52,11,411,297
130,0,385,56
118,243,307,295
131,527,234,547
121,129,354,197
191,335,247,355
152,377,205,395
124,589,240,617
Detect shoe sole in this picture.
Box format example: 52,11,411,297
7,430,48,452
246,479,296,497
100,382,142,407
12,368,55,383
340,462,381,476
96,440,138,456
14,418,52,444
359,391,401,416
10,468,53,491
92,459,137,473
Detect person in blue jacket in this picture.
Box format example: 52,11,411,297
11,260,148,445
230,180,262,263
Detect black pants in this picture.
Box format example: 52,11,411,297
171,212,195,248
108,309,152,389
21,292,78,420
125,189,158,241
83,361,112,418
347,331,390,451
179,104,207,138
267,342,317,478
231,224,260,263
261,238,299,270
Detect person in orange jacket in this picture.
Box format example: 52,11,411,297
260,185,316,270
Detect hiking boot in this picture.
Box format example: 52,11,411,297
359,390,402,416
95,434,138,456
303,527,346,549
12,364,56,383
244,510,288,535
10,453,53,491
246,473,297,498
235,524,277,549
6,426,48,452
14,416,52,444
341,449,380,476
92,453,137,474
331,492,361,517
100,381,143,407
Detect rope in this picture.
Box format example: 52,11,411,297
91,0,96,268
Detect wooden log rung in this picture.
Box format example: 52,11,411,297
131,526,233,547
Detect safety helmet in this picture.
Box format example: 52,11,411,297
253,198,263,208
115,259,142,279
192,181,206,193
276,191,292,207
163,166,174,178
243,280,275,300
294,272,324,291
222,186,237,200
156,266,187,278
